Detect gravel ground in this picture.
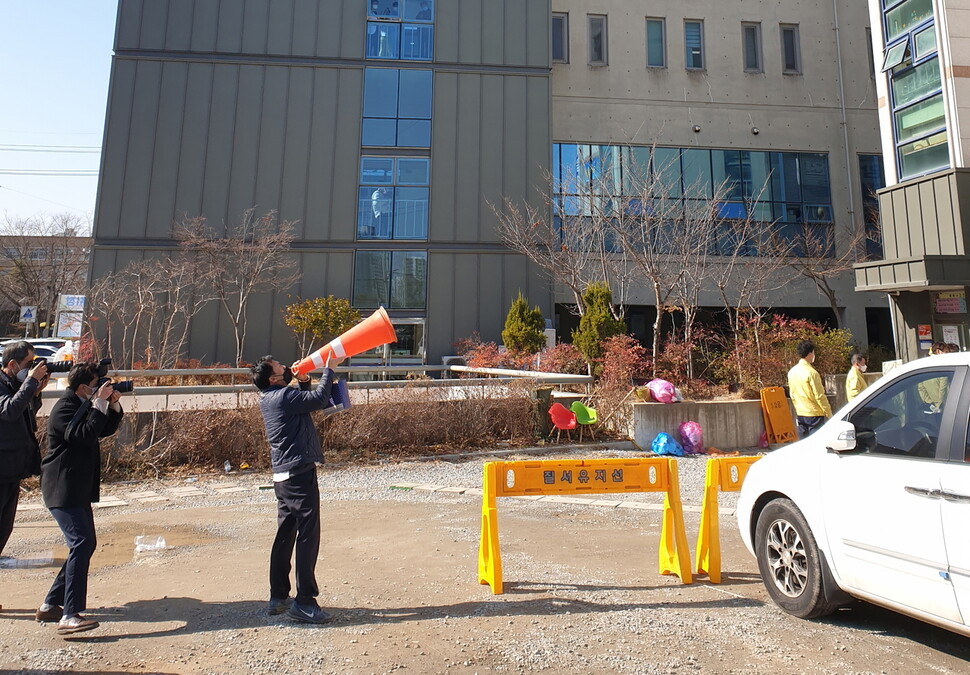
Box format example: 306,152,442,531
3,445,969,675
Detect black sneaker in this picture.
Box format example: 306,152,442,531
267,597,292,616
286,602,332,624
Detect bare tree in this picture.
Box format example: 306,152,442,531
0,213,91,337
175,209,301,365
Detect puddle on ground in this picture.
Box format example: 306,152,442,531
49,522,226,568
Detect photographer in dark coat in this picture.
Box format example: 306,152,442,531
251,353,342,625
36,361,123,635
0,341,49,604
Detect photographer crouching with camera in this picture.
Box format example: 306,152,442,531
35,361,123,635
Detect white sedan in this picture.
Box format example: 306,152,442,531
737,352,970,637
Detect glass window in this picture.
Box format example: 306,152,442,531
713,150,743,200
353,250,427,309
362,68,432,148
398,70,433,118
892,57,941,107
685,20,704,70
368,0,397,19
742,23,762,72
652,147,682,197
682,149,712,198
646,18,665,68
881,39,908,71
358,187,395,238
914,25,937,59
406,0,434,22
798,153,831,203
770,152,800,202
363,68,400,117
847,370,953,458
393,187,429,239
885,0,933,43
552,13,569,63
366,22,401,59
396,119,431,147
745,151,772,200
362,118,397,146
360,157,394,184
400,24,433,60
781,24,801,74
898,130,949,178
860,154,885,259
397,158,430,184
359,157,430,239
353,250,391,307
866,28,875,79
621,146,650,194
588,15,607,65
895,93,946,145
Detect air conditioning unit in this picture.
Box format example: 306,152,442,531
442,355,467,366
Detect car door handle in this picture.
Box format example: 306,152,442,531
904,486,942,499
940,490,970,504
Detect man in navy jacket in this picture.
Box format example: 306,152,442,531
251,353,343,624
38,361,122,634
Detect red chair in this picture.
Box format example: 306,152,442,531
548,402,577,443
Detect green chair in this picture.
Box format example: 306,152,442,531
570,400,598,442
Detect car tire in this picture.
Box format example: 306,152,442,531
755,498,840,619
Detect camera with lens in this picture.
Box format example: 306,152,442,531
97,377,134,394
32,357,73,374
97,358,112,378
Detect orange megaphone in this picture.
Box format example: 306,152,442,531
293,306,397,376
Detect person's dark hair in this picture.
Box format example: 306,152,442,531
850,352,865,365
931,341,946,354
796,340,815,360
942,342,960,353
2,340,33,367
252,355,276,390
67,361,101,391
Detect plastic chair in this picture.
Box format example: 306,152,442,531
548,402,577,443
570,400,598,442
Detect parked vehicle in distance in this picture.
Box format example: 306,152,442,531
737,352,970,638
0,338,67,353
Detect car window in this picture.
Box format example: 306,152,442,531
848,370,954,459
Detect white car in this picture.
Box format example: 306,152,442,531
737,352,970,637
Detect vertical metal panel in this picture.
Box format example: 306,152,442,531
267,0,295,55
482,0,504,65
164,0,194,51
226,66,265,226
241,0,270,54
200,64,240,234
174,63,214,222
479,75,504,242
479,255,506,342
950,172,969,256
191,0,220,52
504,0,527,66
253,67,289,216
331,69,363,240
430,72,458,242
426,253,457,360
116,0,144,50
316,0,345,57
889,188,908,259
145,62,189,238
305,68,340,241
917,180,940,256
454,74,482,241
459,0,483,64
339,0,363,59
904,183,925,257
95,60,138,240
435,0,459,63
118,60,162,239
279,68,314,237
215,0,244,53
526,76,551,209
526,0,550,67
292,0,319,56
502,77,528,214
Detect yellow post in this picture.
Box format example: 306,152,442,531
694,456,762,583
478,463,503,594
658,458,692,584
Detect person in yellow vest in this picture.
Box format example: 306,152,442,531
787,340,832,438
845,353,868,402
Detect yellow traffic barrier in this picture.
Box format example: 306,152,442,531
478,457,692,594
694,455,762,583
760,387,797,444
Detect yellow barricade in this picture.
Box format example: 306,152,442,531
760,387,797,444
694,456,762,583
478,457,692,594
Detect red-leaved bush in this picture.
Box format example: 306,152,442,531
536,343,586,374
598,335,650,386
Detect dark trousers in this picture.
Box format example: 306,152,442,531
0,480,19,556
45,505,97,617
270,466,321,605
796,415,826,438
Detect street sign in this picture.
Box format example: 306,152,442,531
56,311,84,339
19,306,37,323
57,294,85,313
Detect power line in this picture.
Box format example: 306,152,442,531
0,144,101,153
0,184,91,213
0,170,98,176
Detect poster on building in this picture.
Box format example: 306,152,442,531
941,325,962,349
55,312,84,339
934,291,967,314
917,324,932,340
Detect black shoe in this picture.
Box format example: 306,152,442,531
286,602,332,624
36,605,64,622
268,597,292,616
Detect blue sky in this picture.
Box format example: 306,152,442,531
0,1,116,223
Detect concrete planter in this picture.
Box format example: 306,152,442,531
630,400,767,451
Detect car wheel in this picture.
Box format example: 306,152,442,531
755,498,840,619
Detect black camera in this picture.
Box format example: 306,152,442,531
97,358,112,377
33,358,73,374
97,377,134,394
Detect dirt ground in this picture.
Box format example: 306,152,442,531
1,465,969,675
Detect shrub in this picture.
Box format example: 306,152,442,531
598,334,650,387
453,332,483,356
537,342,586,374
572,283,626,364
864,343,896,371
502,292,546,354
464,341,507,369
283,295,361,355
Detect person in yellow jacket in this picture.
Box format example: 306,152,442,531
845,353,868,402
787,340,832,438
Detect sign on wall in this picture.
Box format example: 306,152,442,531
19,306,37,323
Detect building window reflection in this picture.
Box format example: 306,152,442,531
353,250,428,309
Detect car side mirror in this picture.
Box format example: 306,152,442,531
821,419,858,453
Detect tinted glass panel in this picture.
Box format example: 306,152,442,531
782,27,799,71
397,158,430,184
354,251,391,307
398,70,433,118
405,0,433,21
885,0,933,42
682,149,712,198
397,119,431,147
712,150,743,200
892,57,941,107
898,130,948,178
589,16,606,64
685,21,703,68
552,15,567,62
799,154,830,203
746,151,771,199
895,93,946,144
391,251,427,309
743,24,761,71
362,118,397,146
366,22,400,59
770,152,800,201
358,187,394,238
914,25,936,59
361,157,394,184
363,69,399,117
647,19,665,67
401,24,433,60
394,187,429,238
653,148,682,197
881,39,908,71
